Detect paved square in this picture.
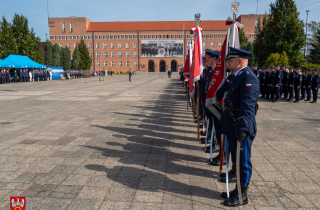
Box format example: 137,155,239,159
0,75,319,209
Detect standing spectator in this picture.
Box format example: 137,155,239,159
1,69,5,83
167,68,171,79
6,69,10,83
129,69,132,82
19,69,22,82
110,71,113,76
99,70,102,81
29,70,33,82
50,70,52,80
14,70,17,83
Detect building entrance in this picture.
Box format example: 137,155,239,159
160,60,166,72
148,60,154,72
171,60,177,72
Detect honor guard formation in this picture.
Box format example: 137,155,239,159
182,42,319,206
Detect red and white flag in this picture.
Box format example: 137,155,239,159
191,27,203,83
205,21,243,119
183,41,192,76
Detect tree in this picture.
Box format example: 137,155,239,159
45,40,53,66
72,44,80,69
308,28,320,64
63,45,71,70
254,0,305,67
11,14,43,64
52,43,60,67
264,51,289,67
78,39,92,70
0,16,18,59
253,15,269,66
239,28,248,49
241,42,255,66
60,46,65,68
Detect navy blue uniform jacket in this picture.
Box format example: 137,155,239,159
223,67,259,138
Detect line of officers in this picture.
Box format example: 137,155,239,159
63,70,83,79
0,69,49,83
252,64,319,103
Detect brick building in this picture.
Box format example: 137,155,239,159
49,15,263,72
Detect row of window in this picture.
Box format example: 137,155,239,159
89,42,138,49
89,52,138,58
96,61,137,67
54,33,258,41
62,22,72,33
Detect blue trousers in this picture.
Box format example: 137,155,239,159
288,86,294,99
306,87,312,100
312,87,318,102
227,134,253,187
295,87,300,101
301,88,306,99
274,86,280,100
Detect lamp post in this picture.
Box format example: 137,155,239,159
304,10,310,58
231,1,240,21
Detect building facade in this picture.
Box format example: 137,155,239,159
49,15,262,72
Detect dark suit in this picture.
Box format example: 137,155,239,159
294,73,302,101
306,74,313,101
311,75,319,102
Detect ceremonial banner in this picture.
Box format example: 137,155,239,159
205,22,242,119
183,41,192,76
192,27,203,83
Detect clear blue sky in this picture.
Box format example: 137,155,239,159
1,0,319,41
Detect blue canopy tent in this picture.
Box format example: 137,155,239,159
2,55,46,69
0,59,12,68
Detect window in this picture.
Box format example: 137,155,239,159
111,52,115,57
116,35,119,39
54,36,56,40
210,34,212,38
171,35,174,38
126,52,129,57
99,35,101,39
62,23,65,33
89,52,92,57
96,43,99,48
104,61,107,66
121,35,124,39
97,61,100,67
203,42,206,48
110,35,113,39
206,34,208,38
119,61,122,67
134,61,137,67
245,34,248,37
104,43,107,48
219,42,222,48
144,35,147,39
126,61,130,67
167,35,170,39
140,35,143,39
59,43,62,47
253,34,256,38
125,35,128,39
155,35,157,39
102,35,104,39
91,35,94,39
119,52,122,57
106,35,109,39
118,43,122,48
95,35,97,40
159,35,161,39
74,43,77,48
70,22,73,32
151,35,153,39
111,43,114,48
218,34,220,39
87,35,90,39
69,36,72,40
134,43,137,48
104,52,107,57
211,42,214,48
135,35,138,39
67,43,70,48
174,35,177,39
134,52,137,58
147,35,150,39
112,61,115,67
222,34,224,38
89,43,92,48
96,52,100,58
249,34,252,38
126,43,129,48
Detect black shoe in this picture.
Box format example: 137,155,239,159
204,146,220,153
219,173,237,183
293,100,300,103
223,185,248,207
200,131,206,136
305,99,310,101
273,100,279,103
209,155,226,166
311,101,317,103
221,185,238,199
208,154,220,162
201,137,211,144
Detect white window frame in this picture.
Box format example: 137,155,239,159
96,43,99,49
118,43,122,48
74,43,77,48
126,61,130,67
211,42,214,48
103,43,107,48
62,23,65,33
119,61,122,67
219,42,222,48
111,52,115,58
119,52,122,58
126,43,129,48
134,52,137,58
134,61,137,67
97,61,100,67
126,52,129,58
96,52,100,58
203,42,206,48
111,43,114,48
112,61,115,67
134,43,137,48
104,61,107,67
89,52,92,57
89,43,92,49
70,22,72,32
104,52,107,58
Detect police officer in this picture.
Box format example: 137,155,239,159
6,69,10,83
269,67,275,100
311,69,319,103
287,67,295,102
273,65,282,102
301,70,307,100
265,67,270,100
1,69,5,84
305,69,313,101
19,69,23,82
221,47,259,206
280,66,286,98
282,67,289,100
294,68,302,102
260,68,266,98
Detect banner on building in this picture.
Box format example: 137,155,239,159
141,40,183,57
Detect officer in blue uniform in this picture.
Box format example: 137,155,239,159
311,69,319,103
287,67,295,102
260,68,266,98
282,67,288,100
220,47,259,207
301,70,307,100
265,67,270,99
294,68,302,102
273,65,282,102
280,66,286,98
6,69,10,83
19,69,22,82
269,67,275,100
305,69,313,101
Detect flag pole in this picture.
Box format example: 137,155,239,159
187,86,189,111
192,94,195,119
197,82,200,139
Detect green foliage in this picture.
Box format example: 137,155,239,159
63,45,71,70
308,28,320,64
78,39,92,70
254,0,305,67
264,51,289,67
45,40,53,66
60,46,65,68
10,14,43,64
239,29,248,46
302,63,320,70
52,43,60,67
241,42,255,66
0,16,18,59
253,15,269,66
72,44,80,69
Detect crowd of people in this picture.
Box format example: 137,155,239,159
63,70,84,79
0,69,52,83
254,65,319,103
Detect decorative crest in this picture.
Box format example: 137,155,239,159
195,13,201,27
231,1,240,20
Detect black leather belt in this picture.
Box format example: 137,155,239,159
223,106,240,112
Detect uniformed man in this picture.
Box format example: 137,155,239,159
301,70,307,100
1,69,5,84
265,67,270,100
282,67,288,100
6,69,10,83
273,65,282,102
260,68,266,98
19,69,23,82
269,67,275,100
294,68,302,102
305,69,313,101
220,47,259,206
287,67,295,102
280,66,286,98
311,69,319,103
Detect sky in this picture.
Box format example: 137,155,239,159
1,0,319,41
